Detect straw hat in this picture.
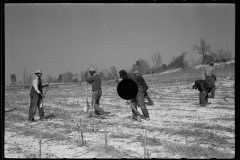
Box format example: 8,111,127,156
35,69,43,74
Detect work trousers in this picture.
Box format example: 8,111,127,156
144,91,154,105
199,89,208,106
131,90,150,120
205,76,215,98
91,90,105,115
28,92,44,121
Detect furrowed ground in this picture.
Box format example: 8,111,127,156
4,66,235,158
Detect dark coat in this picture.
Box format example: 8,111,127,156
86,74,102,92
136,75,148,92
193,80,212,93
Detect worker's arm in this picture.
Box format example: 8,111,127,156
33,78,41,94
86,76,94,84
115,77,122,84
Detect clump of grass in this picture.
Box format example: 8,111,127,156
77,118,85,146
39,135,42,158
143,129,151,159
164,141,234,158
109,132,132,139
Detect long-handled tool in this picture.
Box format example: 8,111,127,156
39,80,52,120
84,82,91,113
40,80,50,108
128,100,141,115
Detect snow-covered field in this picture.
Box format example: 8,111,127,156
4,66,235,158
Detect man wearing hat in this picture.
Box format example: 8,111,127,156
192,79,212,106
133,70,154,106
116,70,150,122
28,70,49,122
203,61,216,98
86,66,106,119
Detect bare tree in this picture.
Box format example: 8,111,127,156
75,72,78,80
225,50,233,60
103,68,110,80
209,51,218,62
57,74,62,83
46,74,52,83
80,71,86,82
62,71,74,83
10,74,16,85
193,38,211,64
28,73,33,84
216,49,225,61
132,59,150,75
23,69,28,85
110,65,118,78
151,52,162,70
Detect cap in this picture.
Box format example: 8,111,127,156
89,67,95,72
35,69,43,74
119,70,127,78
133,70,139,74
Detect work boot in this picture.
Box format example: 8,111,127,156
28,119,35,123
145,96,154,106
87,112,94,118
209,94,214,99
145,117,150,121
28,117,35,122
98,115,107,119
131,119,136,122
136,116,142,122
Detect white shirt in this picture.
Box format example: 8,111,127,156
32,77,41,94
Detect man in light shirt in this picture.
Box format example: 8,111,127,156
28,70,49,122
203,61,216,98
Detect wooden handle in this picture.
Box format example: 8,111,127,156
86,83,88,101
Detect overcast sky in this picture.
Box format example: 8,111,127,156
5,3,235,85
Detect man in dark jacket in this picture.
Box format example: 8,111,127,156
203,61,216,98
192,79,212,106
133,70,154,106
28,70,49,122
86,67,106,119
115,70,150,122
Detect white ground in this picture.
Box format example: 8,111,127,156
4,76,235,158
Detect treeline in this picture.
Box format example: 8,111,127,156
194,38,234,64
131,52,189,75
10,38,234,85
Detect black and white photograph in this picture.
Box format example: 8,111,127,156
4,3,235,158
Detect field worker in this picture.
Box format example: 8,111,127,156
192,79,212,106
115,70,150,122
86,67,107,119
203,61,216,98
133,70,154,106
28,70,49,122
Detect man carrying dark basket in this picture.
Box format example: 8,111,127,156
192,79,212,107
115,70,150,122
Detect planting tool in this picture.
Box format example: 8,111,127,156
84,82,91,113
128,100,141,115
40,80,50,108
